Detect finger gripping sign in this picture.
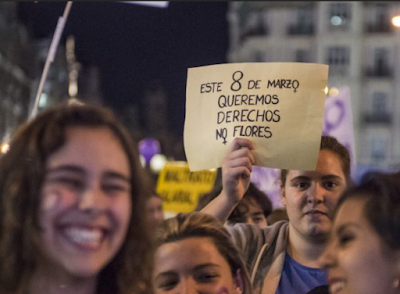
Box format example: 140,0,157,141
184,62,329,171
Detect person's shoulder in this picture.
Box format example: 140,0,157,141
267,220,289,231
262,220,289,240
227,220,289,241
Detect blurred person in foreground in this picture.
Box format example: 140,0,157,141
196,182,273,228
320,170,400,294
0,103,153,294
201,135,351,294
152,212,253,294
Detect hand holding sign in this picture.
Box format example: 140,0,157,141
184,62,328,171
221,138,255,204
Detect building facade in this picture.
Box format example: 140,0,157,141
227,1,400,169
0,2,37,146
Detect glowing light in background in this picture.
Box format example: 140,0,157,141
329,87,340,97
150,154,167,173
331,16,345,26
392,16,400,28
120,1,169,8
1,142,10,154
39,93,48,108
138,138,161,166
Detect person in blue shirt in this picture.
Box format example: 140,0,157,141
201,135,351,294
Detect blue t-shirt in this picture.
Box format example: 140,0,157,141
275,253,327,294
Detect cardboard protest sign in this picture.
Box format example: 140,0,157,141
184,62,329,171
156,161,217,214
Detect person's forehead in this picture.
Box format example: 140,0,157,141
244,197,263,212
287,150,345,179
47,127,131,176
335,197,366,224
155,236,225,266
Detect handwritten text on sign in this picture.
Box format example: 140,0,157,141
184,63,329,171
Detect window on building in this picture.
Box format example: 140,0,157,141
327,47,350,73
242,10,267,38
364,92,391,124
371,137,386,162
288,6,314,35
295,49,309,62
254,51,266,62
374,48,391,76
375,4,391,31
372,92,387,114
328,3,352,27
366,4,392,32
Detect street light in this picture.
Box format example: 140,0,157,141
0,142,9,154
392,15,400,28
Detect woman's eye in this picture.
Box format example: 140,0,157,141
338,234,354,246
157,279,178,291
52,177,84,190
253,216,266,224
324,181,338,190
295,182,309,189
196,272,219,283
102,184,126,194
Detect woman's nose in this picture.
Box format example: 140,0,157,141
178,278,199,294
78,184,108,214
307,183,325,205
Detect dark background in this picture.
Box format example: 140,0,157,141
17,2,229,136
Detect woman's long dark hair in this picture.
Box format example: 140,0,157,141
0,103,153,294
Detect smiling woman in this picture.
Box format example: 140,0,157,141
0,103,153,294
320,170,400,294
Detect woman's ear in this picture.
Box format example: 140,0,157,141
233,269,244,294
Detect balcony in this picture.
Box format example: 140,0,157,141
365,22,394,33
241,25,269,40
287,24,314,35
363,113,392,124
364,67,393,78
328,65,349,76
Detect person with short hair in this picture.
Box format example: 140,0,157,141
0,103,153,294
196,182,273,228
152,212,253,294
201,135,351,294
320,170,400,294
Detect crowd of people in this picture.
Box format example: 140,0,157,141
0,102,399,294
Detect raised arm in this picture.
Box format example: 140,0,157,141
201,138,255,222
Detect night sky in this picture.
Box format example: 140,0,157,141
17,2,229,136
